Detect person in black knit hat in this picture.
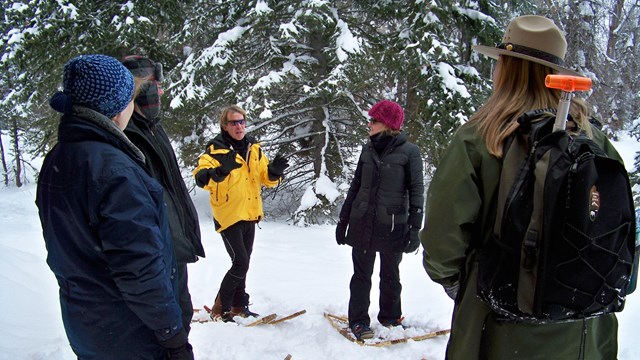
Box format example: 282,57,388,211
121,55,205,335
37,54,193,359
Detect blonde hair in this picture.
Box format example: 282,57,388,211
219,105,247,128
132,77,147,100
468,56,591,158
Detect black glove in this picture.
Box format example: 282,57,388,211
336,221,348,245
403,228,420,253
211,151,241,176
167,342,194,360
443,282,460,301
159,329,193,360
268,153,289,179
194,168,213,187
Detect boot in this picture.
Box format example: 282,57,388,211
211,310,236,323
351,322,374,340
231,306,259,318
219,311,236,323
209,294,223,320
380,316,406,329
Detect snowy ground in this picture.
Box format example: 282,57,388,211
0,133,638,360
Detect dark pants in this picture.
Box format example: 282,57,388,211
176,263,193,334
348,248,403,327
218,221,255,309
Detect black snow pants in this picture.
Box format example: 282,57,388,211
218,220,256,309
348,247,403,327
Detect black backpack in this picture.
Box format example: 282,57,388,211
477,109,636,323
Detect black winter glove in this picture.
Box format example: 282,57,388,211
335,221,348,245
403,228,420,253
443,282,460,301
268,153,289,179
167,342,194,360
159,329,193,360
194,168,213,188
211,151,241,177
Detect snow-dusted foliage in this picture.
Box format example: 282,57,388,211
166,1,495,225
1,0,638,213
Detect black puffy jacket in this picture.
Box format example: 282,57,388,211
339,133,424,252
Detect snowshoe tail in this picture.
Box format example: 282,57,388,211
269,310,307,325
245,313,277,327
409,329,451,342
366,328,451,347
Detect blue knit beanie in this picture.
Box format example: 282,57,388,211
50,54,134,119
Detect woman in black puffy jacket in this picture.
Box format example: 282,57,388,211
336,100,424,340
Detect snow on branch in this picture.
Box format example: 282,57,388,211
170,25,249,108
253,54,302,91
292,106,340,223
335,19,362,62
436,62,471,99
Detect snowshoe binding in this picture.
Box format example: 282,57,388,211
351,322,374,340
380,316,406,329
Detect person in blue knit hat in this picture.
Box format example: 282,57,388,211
36,54,194,360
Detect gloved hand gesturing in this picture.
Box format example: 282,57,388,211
211,151,241,177
268,153,290,179
403,228,420,253
335,221,348,245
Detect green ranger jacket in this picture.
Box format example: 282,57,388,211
421,122,622,359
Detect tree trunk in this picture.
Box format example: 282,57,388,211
0,131,8,186
404,76,419,144
11,118,23,188
309,27,330,178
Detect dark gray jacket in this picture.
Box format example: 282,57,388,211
340,132,424,253
125,112,204,263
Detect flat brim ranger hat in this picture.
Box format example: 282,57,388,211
473,15,581,76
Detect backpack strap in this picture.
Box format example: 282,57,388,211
492,108,556,240
493,130,528,240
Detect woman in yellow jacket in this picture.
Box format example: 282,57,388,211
193,105,288,322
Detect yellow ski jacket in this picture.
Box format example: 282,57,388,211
193,134,279,232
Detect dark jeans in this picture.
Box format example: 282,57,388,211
348,248,403,327
176,263,193,334
218,221,255,309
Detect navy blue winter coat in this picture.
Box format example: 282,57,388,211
36,107,183,359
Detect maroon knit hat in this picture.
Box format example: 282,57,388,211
368,100,404,130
